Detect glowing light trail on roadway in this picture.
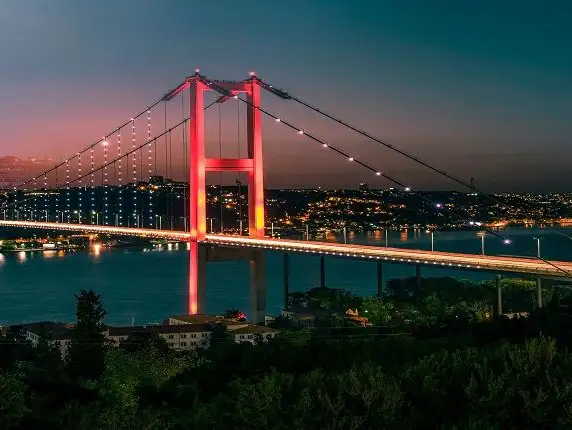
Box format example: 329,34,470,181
1,220,571,279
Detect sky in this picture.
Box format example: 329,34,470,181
0,1,571,191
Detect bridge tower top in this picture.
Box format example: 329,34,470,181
164,71,265,242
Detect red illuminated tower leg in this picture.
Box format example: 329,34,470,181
189,77,207,242
188,241,206,315
246,80,265,238
188,77,207,314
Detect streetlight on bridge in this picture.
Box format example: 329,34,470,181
426,229,435,252
533,237,541,258
155,214,163,230
476,231,486,255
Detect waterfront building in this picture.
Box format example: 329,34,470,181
107,323,211,351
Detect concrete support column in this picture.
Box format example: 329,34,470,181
283,253,290,310
536,277,543,309
320,256,326,288
377,262,383,297
496,275,503,316
415,264,422,306
249,250,266,324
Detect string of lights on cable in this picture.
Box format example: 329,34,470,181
65,159,70,222
43,174,48,221
0,101,217,223
147,109,153,227
117,127,123,226
0,118,191,222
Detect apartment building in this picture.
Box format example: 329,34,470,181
231,324,278,344
18,321,74,355
108,323,211,351
11,314,280,354
168,314,279,344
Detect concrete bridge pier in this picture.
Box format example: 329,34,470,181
283,253,290,310
377,262,383,297
320,256,326,288
496,274,503,316
415,264,422,305
192,245,267,324
536,277,543,309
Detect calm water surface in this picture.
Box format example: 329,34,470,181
2,227,572,325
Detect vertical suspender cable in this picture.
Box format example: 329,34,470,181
182,93,187,231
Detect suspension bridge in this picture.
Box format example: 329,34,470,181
1,70,570,322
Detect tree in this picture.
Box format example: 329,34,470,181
0,371,27,428
120,331,170,354
67,289,107,381
360,297,395,325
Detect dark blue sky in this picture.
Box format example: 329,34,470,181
1,1,571,191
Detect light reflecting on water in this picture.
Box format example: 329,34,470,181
1,227,571,326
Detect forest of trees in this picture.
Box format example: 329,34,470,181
2,277,572,429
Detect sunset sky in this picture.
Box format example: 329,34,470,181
1,1,571,191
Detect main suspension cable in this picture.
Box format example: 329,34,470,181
198,73,572,278
256,77,572,243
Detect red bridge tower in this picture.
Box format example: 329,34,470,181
166,71,266,318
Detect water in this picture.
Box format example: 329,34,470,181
1,227,572,325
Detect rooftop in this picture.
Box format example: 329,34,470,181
169,314,226,324
14,321,74,340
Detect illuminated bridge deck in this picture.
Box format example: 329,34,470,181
1,220,571,279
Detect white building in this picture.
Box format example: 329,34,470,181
231,325,278,344
14,315,280,354
107,324,212,351
168,314,279,344
19,321,74,355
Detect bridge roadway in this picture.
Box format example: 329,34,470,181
1,220,571,279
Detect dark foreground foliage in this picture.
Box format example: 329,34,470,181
2,282,572,429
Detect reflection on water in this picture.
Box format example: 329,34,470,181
1,227,571,326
